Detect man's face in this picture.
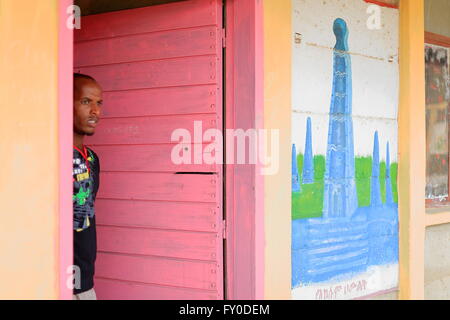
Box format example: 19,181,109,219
73,78,103,136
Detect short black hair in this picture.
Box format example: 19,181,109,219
74,73,100,99
74,73,97,82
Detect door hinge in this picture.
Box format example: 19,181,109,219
222,219,227,239
222,28,226,48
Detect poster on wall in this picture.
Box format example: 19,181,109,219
291,0,399,300
425,44,450,203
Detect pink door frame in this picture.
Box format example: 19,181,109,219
58,0,74,300
58,0,264,300
224,0,264,300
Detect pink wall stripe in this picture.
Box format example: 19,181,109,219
58,0,74,300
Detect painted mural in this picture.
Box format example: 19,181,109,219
292,0,399,300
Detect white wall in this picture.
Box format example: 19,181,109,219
292,0,399,161
425,224,450,300
291,0,400,300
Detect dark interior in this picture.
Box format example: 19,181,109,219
75,0,186,16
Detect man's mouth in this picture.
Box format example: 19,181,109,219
87,118,99,127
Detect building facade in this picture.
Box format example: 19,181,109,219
0,0,448,300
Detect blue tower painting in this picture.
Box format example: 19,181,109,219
323,18,358,218
371,131,382,206
292,144,301,192
302,117,315,184
386,143,394,204
291,18,399,289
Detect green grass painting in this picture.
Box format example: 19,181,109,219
292,154,398,220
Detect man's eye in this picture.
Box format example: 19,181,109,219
81,99,89,105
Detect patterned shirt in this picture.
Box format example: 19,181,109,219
73,146,100,294
73,147,100,231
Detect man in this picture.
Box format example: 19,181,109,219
72,73,102,300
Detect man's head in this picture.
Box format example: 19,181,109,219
73,73,103,137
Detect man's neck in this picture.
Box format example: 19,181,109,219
74,133,85,150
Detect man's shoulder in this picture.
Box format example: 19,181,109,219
86,147,100,168
86,147,99,159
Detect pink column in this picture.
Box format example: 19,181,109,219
225,0,265,300
58,0,74,300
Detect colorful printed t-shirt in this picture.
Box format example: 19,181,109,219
73,146,100,294
73,147,99,230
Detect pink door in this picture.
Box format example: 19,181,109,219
74,0,224,300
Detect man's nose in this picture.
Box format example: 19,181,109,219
90,103,101,116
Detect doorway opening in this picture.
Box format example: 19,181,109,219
73,0,225,300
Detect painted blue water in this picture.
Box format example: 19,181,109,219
292,205,398,287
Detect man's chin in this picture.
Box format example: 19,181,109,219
74,128,96,137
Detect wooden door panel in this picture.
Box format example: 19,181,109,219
75,0,224,300
96,253,218,291
95,199,219,232
76,56,218,91
75,26,219,67
75,0,219,42
95,278,217,300
98,172,218,203
86,114,218,145
100,85,219,118
94,144,217,173
97,226,219,261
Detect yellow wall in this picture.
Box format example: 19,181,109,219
0,0,59,299
398,0,426,300
263,0,292,299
